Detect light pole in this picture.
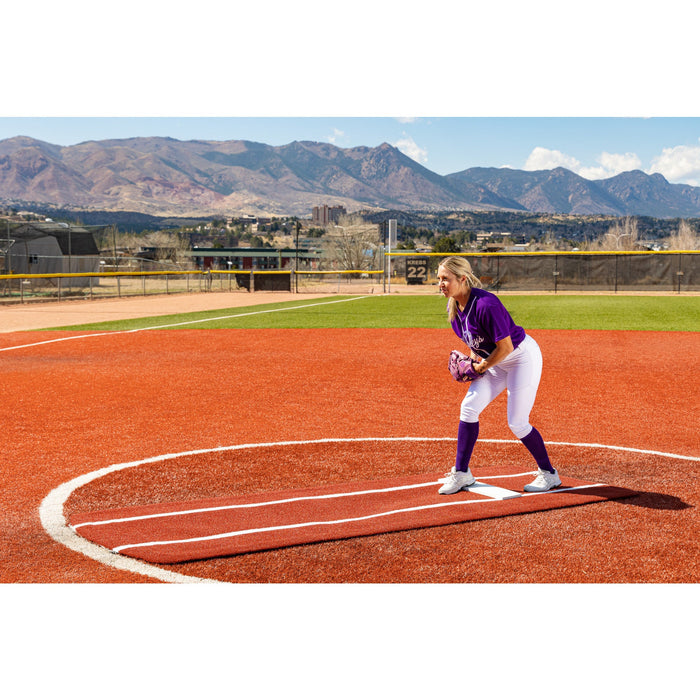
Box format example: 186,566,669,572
295,220,300,293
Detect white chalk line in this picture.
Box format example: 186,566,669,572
71,479,445,529
0,295,369,352
39,437,699,583
111,482,606,555
70,473,533,530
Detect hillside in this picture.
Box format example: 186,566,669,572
2,135,700,218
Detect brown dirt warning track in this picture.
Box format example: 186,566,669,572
0,297,698,584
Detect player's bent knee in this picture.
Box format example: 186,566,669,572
509,422,532,440
460,406,481,423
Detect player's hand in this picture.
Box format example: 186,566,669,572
473,359,488,374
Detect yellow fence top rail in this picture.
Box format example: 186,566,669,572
295,269,383,275
386,250,700,257
0,270,204,281
210,269,292,275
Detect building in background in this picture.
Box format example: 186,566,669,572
1,221,102,282
311,205,347,226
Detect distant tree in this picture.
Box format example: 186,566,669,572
432,236,460,254
325,215,381,270
142,230,191,266
530,231,559,251
587,216,640,251
666,219,699,250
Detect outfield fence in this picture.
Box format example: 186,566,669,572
0,268,387,302
387,251,699,294
1,252,698,304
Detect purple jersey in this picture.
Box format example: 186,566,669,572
450,288,526,359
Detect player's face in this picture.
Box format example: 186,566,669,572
437,266,465,299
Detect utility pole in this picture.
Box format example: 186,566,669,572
295,220,301,293
387,219,397,293
379,221,387,293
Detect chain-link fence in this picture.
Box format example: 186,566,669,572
0,271,215,302
1,252,698,304
294,270,384,294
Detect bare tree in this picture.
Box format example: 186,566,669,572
532,231,559,251
587,216,639,251
323,215,382,270
666,219,699,250
143,230,191,268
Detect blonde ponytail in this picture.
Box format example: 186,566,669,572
438,256,482,322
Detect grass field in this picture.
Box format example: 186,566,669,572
45,293,700,332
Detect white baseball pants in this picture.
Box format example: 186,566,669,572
459,334,544,439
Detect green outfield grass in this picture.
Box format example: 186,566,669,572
44,293,700,332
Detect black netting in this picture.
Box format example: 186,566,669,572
420,253,699,292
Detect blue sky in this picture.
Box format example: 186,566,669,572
3,117,700,185
3,3,699,184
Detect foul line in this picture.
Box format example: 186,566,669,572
0,296,369,353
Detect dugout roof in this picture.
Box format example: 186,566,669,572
185,246,321,260
3,221,103,255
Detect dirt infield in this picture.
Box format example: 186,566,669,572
0,291,333,333
1,310,697,583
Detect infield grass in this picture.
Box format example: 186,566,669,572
44,293,700,332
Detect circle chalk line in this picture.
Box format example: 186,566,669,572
39,436,699,584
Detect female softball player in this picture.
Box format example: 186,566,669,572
437,256,561,495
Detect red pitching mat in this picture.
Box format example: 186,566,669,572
68,468,637,564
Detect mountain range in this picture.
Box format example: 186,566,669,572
2,135,700,219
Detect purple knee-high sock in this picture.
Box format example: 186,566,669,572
456,420,479,472
520,427,554,473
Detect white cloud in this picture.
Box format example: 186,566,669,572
393,133,428,164
524,147,581,172
524,147,642,180
326,128,345,144
579,152,642,180
395,117,418,124
649,142,700,186
517,141,700,186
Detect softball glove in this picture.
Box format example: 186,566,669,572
448,350,480,382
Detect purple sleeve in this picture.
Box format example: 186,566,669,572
487,301,514,343
479,297,524,346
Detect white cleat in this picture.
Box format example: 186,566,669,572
438,466,476,495
523,468,562,493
